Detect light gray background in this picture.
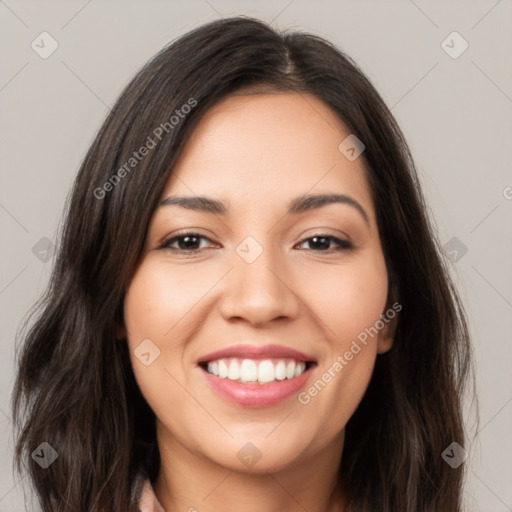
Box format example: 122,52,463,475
1,1,511,510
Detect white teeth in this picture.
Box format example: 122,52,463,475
294,362,306,377
205,357,309,383
258,360,275,383
218,359,228,378
286,360,296,379
240,359,258,382
228,360,240,380
275,361,286,380
207,361,219,376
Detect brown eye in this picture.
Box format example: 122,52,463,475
296,235,353,252
159,232,215,254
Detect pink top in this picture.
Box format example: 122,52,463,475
135,477,166,512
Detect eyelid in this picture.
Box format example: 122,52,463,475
300,226,353,242
158,230,215,250
157,227,213,244
296,233,354,251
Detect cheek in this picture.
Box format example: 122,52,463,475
123,260,209,343
123,262,185,381
305,251,389,344
296,261,387,441
123,259,224,397
123,262,191,419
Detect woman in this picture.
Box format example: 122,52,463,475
12,16,476,512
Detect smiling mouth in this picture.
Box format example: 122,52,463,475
199,357,316,385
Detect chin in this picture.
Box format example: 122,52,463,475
202,436,306,474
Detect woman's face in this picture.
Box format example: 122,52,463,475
123,91,395,473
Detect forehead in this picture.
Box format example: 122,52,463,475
162,92,374,221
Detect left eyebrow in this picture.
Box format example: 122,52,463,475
287,193,369,226
159,193,370,226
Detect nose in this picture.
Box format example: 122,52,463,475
218,245,301,326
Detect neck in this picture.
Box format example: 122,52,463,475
153,427,346,512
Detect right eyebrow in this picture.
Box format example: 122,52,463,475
159,195,225,215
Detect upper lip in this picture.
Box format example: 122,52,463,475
197,344,316,364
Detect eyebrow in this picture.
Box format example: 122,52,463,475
159,193,370,226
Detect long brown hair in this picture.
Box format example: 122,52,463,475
11,16,476,511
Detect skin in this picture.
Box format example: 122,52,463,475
121,91,397,512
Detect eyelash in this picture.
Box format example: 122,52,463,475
158,231,354,255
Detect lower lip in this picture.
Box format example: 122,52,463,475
201,365,314,408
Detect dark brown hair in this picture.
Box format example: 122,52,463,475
12,15,476,512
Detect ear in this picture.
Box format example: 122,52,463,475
376,302,400,354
